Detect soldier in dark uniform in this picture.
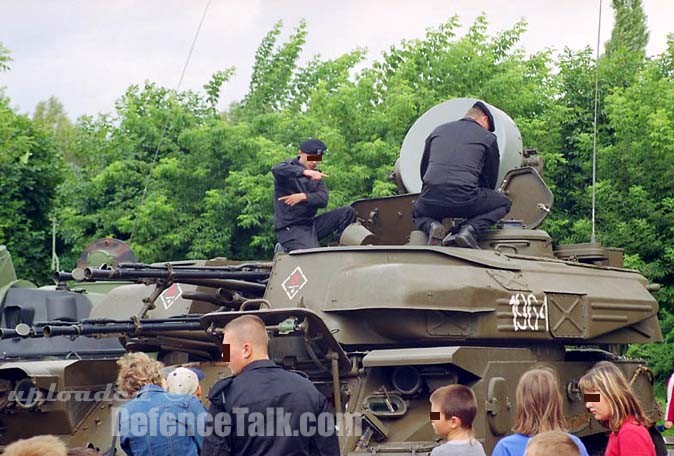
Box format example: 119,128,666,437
202,315,340,456
272,139,356,252
413,101,512,248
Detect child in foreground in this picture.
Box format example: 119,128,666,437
525,431,581,456
429,384,486,456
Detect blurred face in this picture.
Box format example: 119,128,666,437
222,330,250,375
585,390,611,421
430,401,450,436
299,152,320,169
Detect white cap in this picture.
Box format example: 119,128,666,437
166,367,200,395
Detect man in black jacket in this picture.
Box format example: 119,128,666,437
202,315,340,456
413,101,512,248
272,139,356,252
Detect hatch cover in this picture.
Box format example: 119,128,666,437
500,167,553,229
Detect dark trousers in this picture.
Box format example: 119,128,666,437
276,206,356,251
413,188,512,235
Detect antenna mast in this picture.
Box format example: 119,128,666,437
591,0,603,243
130,0,213,243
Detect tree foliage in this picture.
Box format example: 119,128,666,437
0,42,11,72
46,15,558,269
605,0,649,56
0,94,62,284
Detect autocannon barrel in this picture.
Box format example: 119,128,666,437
52,271,75,282
164,278,267,292
42,319,204,337
118,262,274,270
82,267,270,282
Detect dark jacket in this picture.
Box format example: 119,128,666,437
419,117,500,205
272,158,329,230
202,359,340,456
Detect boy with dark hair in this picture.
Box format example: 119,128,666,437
429,384,486,456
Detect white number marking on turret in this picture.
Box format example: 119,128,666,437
509,293,549,332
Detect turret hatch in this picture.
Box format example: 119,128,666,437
499,167,553,229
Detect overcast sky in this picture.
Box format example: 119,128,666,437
1,0,673,119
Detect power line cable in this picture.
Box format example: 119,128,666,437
130,0,213,242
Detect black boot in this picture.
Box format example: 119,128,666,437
427,221,447,246
453,224,479,249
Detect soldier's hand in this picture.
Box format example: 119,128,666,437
303,169,328,180
278,193,307,206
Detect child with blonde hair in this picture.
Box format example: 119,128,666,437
525,431,581,456
579,361,655,456
492,368,588,456
3,435,67,456
116,352,207,456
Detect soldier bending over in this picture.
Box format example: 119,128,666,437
413,102,512,248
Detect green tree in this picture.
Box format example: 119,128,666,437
55,82,219,267
0,94,63,284
53,17,558,267
33,97,77,164
236,20,308,118
0,42,11,72
602,0,650,89
605,0,649,56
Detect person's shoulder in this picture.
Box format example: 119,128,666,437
156,391,200,410
272,157,297,168
188,395,207,410
569,433,585,444
271,368,324,397
431,440,486,456
207,376,234,405
618,420,651,437
276,368,317,386
432,120,461,133
118,398,134,412
615,422,656,453
568,433,590,455
497,433,528,444
493,433,528,452
430,442,449,456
